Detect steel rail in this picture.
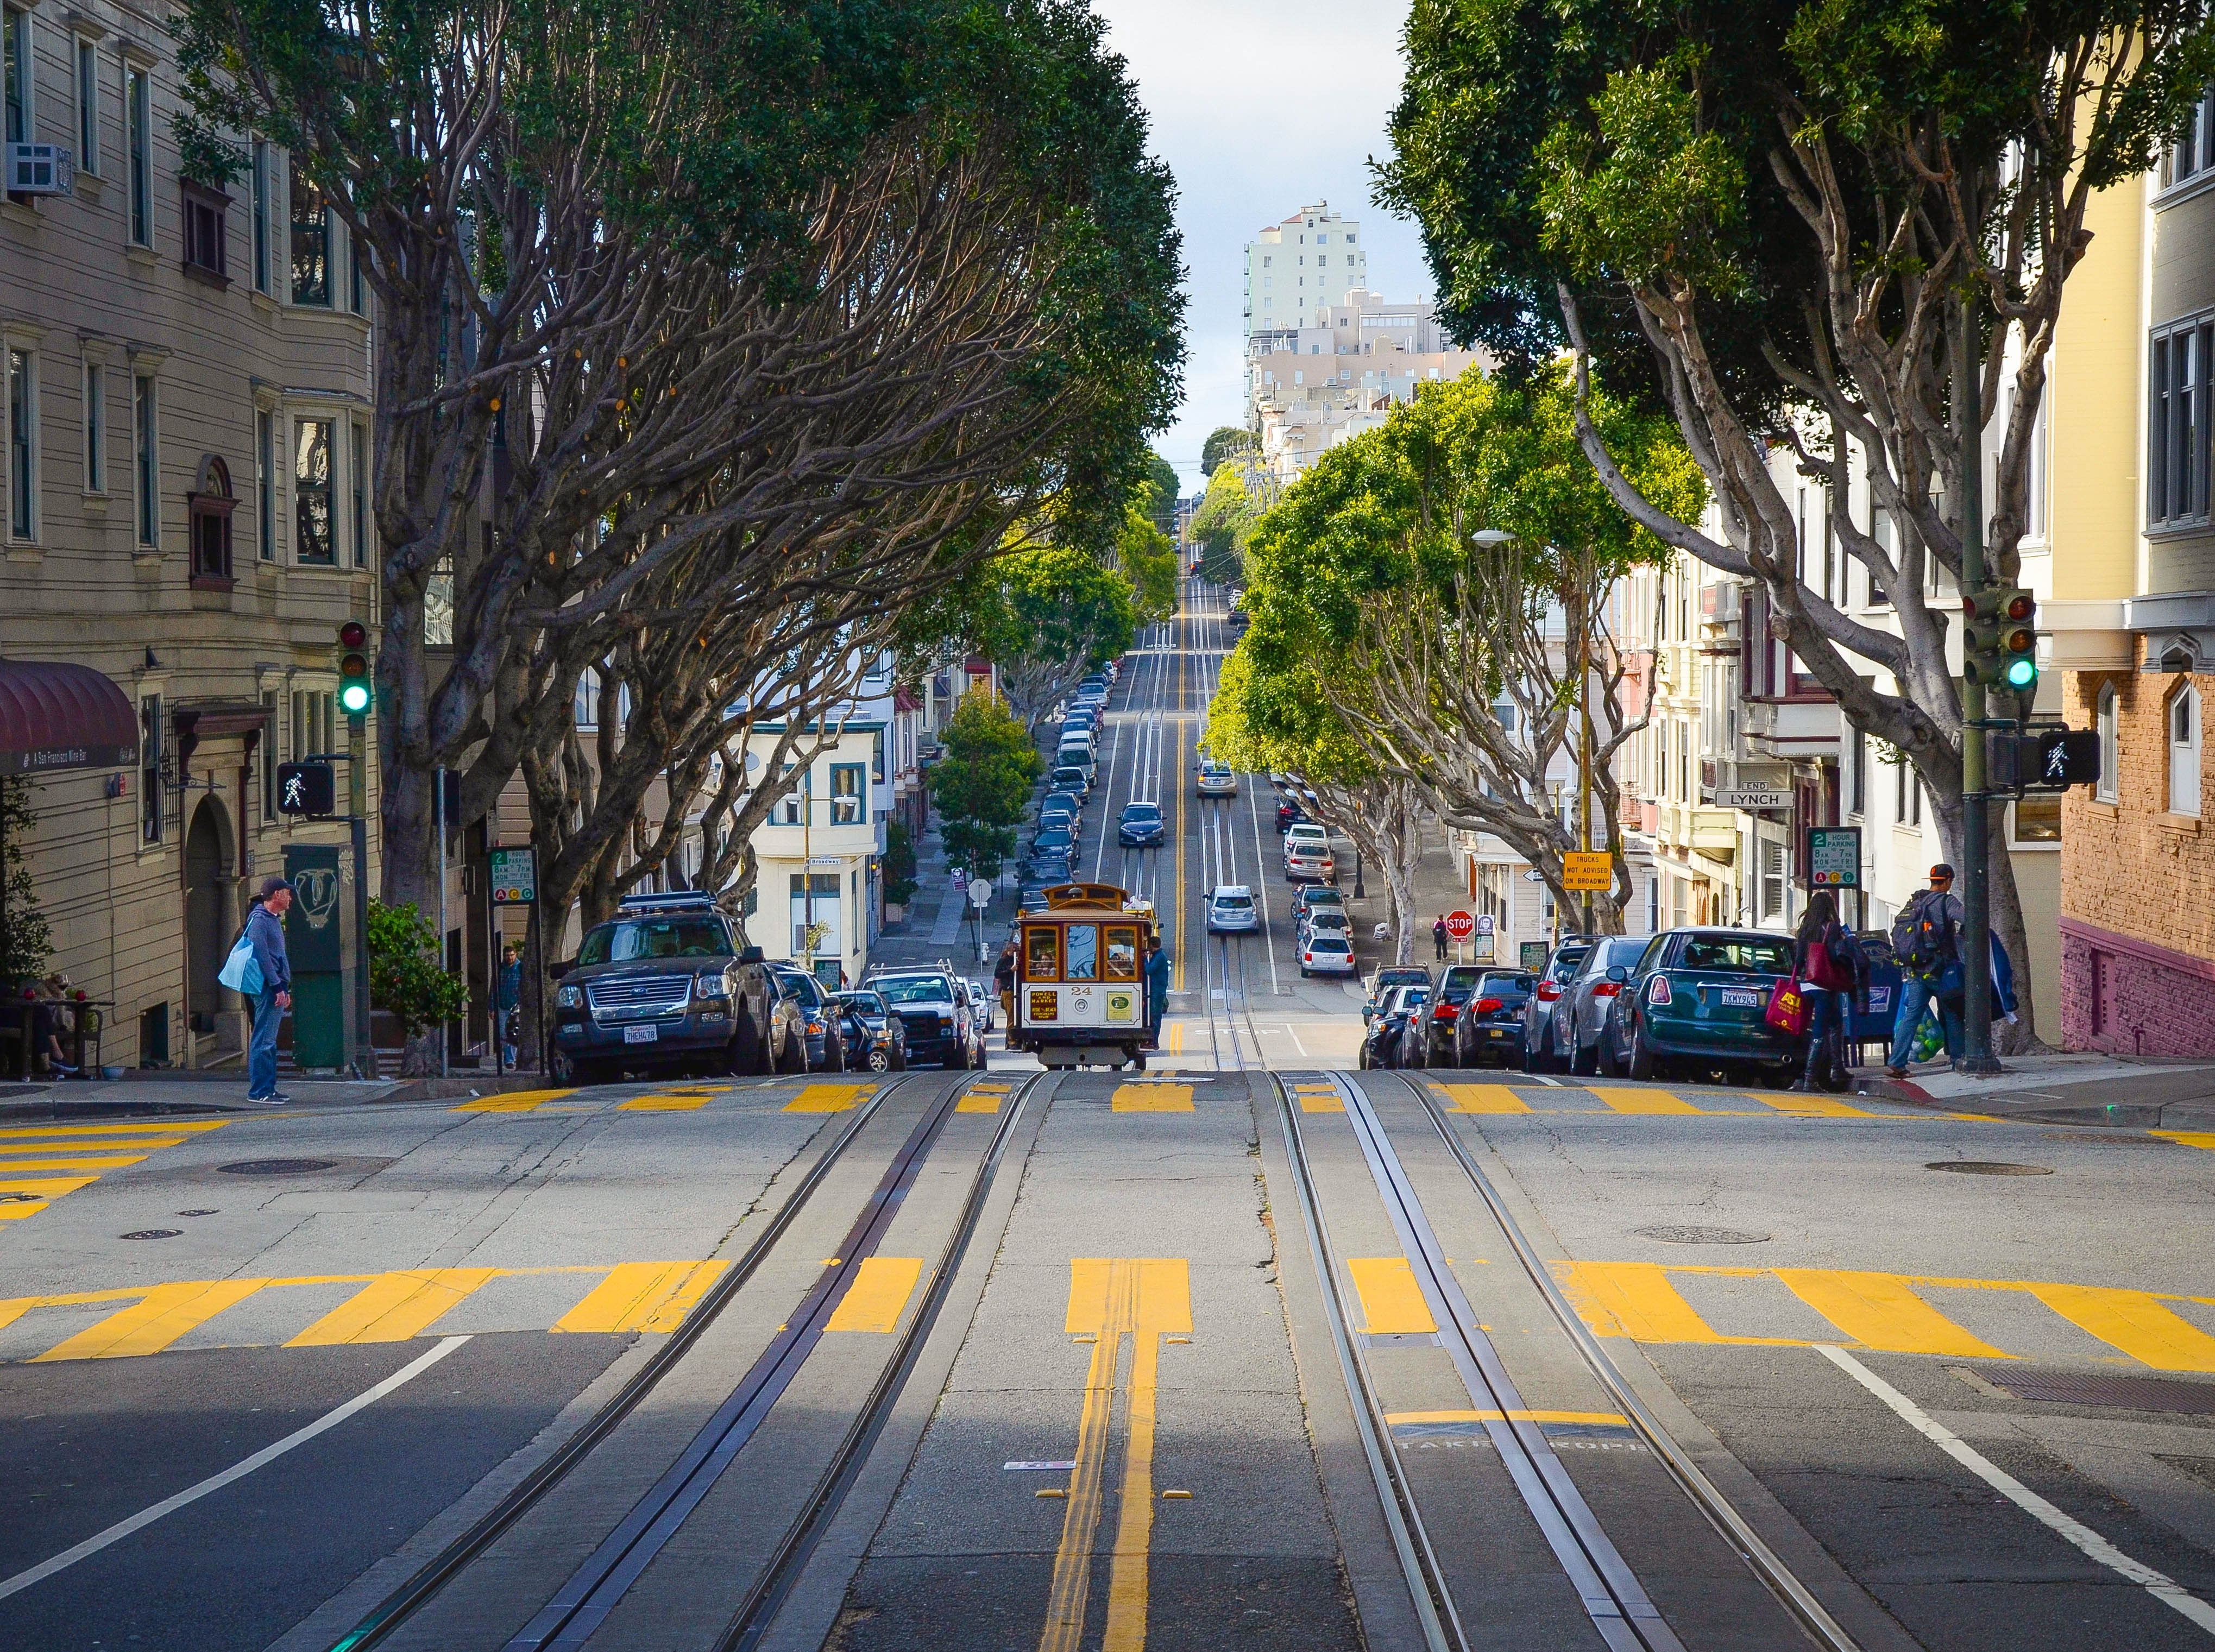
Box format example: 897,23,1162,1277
715,1066,1055,1650
324,1070,941,1652
1390,1070,1866,1652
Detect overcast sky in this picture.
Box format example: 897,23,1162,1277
1092,0,1429,496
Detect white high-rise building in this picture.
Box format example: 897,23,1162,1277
1244,201,1368,339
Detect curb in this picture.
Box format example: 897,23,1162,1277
0,1071,559,1121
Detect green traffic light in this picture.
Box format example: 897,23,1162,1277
2005,658,2037,690
338,680,373,716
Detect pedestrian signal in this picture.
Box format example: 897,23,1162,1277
337,619,373,717
278,760,336,817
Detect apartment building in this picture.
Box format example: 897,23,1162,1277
1247,292,1483,481
1242,200,1368,343
2,0,379,1069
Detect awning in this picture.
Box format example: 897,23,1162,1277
0,658,139,776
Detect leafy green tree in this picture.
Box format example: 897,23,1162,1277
0,778,52,985
936,542,1140,737
1190,464,1260,585
882,821,921,909
1140,452,1181,537
1201,426,1255,477
928,693,1042,879
1385,0,2215,1022
367,899,470,1073
1119,503,1179,629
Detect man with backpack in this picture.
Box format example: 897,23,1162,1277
1885,864,1965,1079
244,878,294,1106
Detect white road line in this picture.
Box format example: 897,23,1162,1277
1530,1073,1566,1087
0,1335,473,1602
1815,1344,2215,1636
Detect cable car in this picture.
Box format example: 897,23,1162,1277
1012,884,1160,1070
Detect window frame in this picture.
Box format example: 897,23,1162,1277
250,138,271,294
140,693,163,844
80,356,103,494
2096,682,2119,804
132,373,158,547
5,345,34,544
350,420,368,567
74,34,96,175
288,157,331,306
2168,683,2201,818
3,7,28,149
828,761,865,824
292,414,336,566
180,180,229,284
2160,81,2215,192
2149,314,2215,531
124,61,151,248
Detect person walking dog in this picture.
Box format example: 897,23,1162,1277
245,878,294,1106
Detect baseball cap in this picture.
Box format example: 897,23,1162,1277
260,875,295,899
1928,863,1955,881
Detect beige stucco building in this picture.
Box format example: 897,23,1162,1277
2,0,379,1069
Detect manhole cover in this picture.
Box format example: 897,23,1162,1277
121,1229,181,1240
217,1159,337,1176
175,1209,219,1217
1978,1369,2215,1414
1634,1225,1771,1245
1926,1162,2054,1176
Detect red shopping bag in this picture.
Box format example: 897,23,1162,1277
1765,976,1810,1037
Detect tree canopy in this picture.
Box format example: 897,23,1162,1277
928,692,1042,878
1201,426,1255,477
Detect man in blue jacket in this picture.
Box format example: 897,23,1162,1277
246,877,294,1105
1143,938,1171,1049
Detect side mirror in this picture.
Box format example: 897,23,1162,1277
739,945,764,962
548,959,574,980
1606,966,1630,983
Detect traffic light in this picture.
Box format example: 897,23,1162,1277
337,620,373,718
277,760,336,817
1962,587,2037,691
1998,589,2038,692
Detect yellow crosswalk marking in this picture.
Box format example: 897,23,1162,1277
1587,1086,1703,1115
785,1083,873,1113
0,1120,226,1139
32,1279,272,1361
1774,1268,2008,1357
1347,1258,1436,1335
957,1085,1008,1113
825,1257,925,1332
1387,1409,1627,1427
2022,1284,2215,1373
2152,1131,2215,1151
1435,1084,1533,1115
1295,1085,1343,1113
454,1089,577,1113
0,1176,99,1218
1757,1092,1874,1118
286,1268,504,1345
0,1286,150,1333
552,1260,729,1334
1557,1262,1798,1345
1112,1083,1193,1112
0,1119,228,1223
0,1153,152,1170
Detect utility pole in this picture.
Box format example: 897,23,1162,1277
1955,296,1998,1072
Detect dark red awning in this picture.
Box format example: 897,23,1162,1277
0,658,139,776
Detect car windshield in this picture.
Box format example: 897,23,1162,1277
876,975,956,1005
1376,968,1429,987
838,992,888,1015
1308,937,1350,954
1678,936,1796,974
1440,965,1485,989
1305,888,1344,906
1309,911,1348,929
1036,828,1073,846
1547,948,1591,982
1122,804,1161,821
1054,768,1087,784
577,916,733,964
776,972,825,1007
1214,892,1253,910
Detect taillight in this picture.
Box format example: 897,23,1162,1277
1433,1004,1457,1020
1593,983,1622,998
1537,982,1561,1002
1474,997,1504,1014
1647,976,1673,1006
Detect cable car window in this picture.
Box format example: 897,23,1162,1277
1065,924,1099,981
1104,925,1138,980
1024,925,1060,981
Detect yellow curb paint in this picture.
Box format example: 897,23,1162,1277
286,1268,504,1346
1435,1084,1533,1115
2022,1283,2215,1373
453,1089,576,1113
785,1083,874,1114
1161,1490,1192,1499
2153,1131,2215,1152
1774,1269,2009,1358
1036,1488,1067,1499
31,1279,270,1361
1346,1258,1437,1336
1755,1092,1874,1119
825,1257,925,1333
1112,1083,1192,1113
1385,1409,1629,1427
1585,1087,1703,1116
618,1092,714,1112
552,1260,730,1334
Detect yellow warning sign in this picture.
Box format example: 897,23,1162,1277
1561,852,1613,892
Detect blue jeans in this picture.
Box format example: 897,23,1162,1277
1888,976,1961,1070
248,988,285,1098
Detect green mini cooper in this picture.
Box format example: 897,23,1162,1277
1596,928,1802,1084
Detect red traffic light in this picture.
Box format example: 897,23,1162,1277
338,619,368,649
2004,593,2034,621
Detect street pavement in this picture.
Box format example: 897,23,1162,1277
4,582,2215,1651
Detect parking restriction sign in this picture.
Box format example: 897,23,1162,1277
490,847,537,906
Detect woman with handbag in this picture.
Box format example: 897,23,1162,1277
1792,892,1859,1092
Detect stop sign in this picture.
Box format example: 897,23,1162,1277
1443,910,1476,943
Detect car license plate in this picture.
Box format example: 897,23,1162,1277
623,1024,659,1044
1719,988,1760,1008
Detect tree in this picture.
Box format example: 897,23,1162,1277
928,693,1042,879
959,542,1141,736
0,778,51,985
1201,426,1255,477
1385,0,2215,1036
1140,451,1181,537
883,822,921,909
1242,369,1702,930
1121,503,1179,627
1189,464,1261,585
367,899,469,1055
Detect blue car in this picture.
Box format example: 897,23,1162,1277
1118,800,1165,846
1032,826,1075,859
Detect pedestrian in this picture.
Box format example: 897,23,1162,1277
27,975,77,1077
1432,914,1449,962
1143,937,1171,1049
1791,891,1859,1092
1884,864,1965,1079
496,943,523,1069
994,941,1016,1026
246,877,294,1106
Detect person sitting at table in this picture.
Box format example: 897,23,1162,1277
30,975,78,1077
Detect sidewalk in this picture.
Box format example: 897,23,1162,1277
0,1069,557,1121
1854,1052,2215,1129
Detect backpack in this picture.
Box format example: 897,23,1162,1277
1890,892,1956,978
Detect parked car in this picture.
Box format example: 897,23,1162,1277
1300,932,1357,977
1303,909,1353,948
1031,825,1075,859
1361,985,1429,1068
1050,764,1092,798
1285,821,1329,850
1595,929,1802,1084
1292,884,1346,924
1550,936,1654,1075
1117,800,1166,846
1521,939,1595,1073
771,966,843,1070
1055,745,1097,781
1027,852,1074,886
1284,838,1336,884
1275,797,1309,832
966,978,995,1034
1197,759,1238,797
1040,799,1081,838
834,989,908,1071
1451,970,1539,1068
551,892,804,1081
868,968,981,1068
1206,885,1260,935
1362,964,1433,1023
1406,962,1489,1067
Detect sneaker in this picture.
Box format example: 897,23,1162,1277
1883,1066,1909,1081
245,1090,292,1106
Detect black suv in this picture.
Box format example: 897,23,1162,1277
867,968,981,1069
551,893,806,1082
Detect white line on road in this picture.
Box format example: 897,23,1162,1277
1815,1344,2215,1636
0,1335,473,1603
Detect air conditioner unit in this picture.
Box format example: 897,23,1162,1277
5,143,75,196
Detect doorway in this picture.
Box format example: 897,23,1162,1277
183,796,236,1038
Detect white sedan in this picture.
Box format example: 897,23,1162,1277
1206,885,1261,935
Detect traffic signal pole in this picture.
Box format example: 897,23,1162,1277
1954,300,1998,1074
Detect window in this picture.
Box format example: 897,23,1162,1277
81,360,103,492
1759,837,1788,922
1104,925,1139,980
348,223,364,313
291,689,333,765
423,554,453,642
133,375,156,545
260,689,279,819
2150,317,2214,528
255,408,274,558
3,8,26,147
188,456,234,585
290,160,330,305
2162,82,2215,189
293,417,333,564
6,348,31,541
788,872,840,956
2097,683,2119,803
1847,727,1867,818
2012,797,2061,844
2169,685,2200,817
778,766,807,824
350,421,368,567
75,36,96,174
140,695,163,843
829,762,864,824
1023,925,1060,981
181,184,228,281
573,672,601,729
125,64,150,247
250,140,270,293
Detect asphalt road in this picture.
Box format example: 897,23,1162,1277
4,582,2215,1651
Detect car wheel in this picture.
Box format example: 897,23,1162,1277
865,1047,891,1073
1595,1027,1621,1077
1569,1020,1599,1077
777,1029,808,1074
1626,1016,1658,1081
564,1058,612,1087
